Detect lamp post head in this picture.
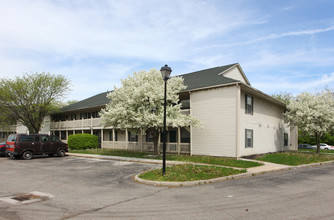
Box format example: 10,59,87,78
160,64,172,81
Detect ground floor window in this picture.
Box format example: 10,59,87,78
146,131,154,142
128,131,138,142
109,131,113,141
181,128,190,143
284,133,289,146
61,131,66,140
169,130,177,143
245,129,253,148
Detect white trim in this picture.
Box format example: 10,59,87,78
218,63,251,85
236,85,241,159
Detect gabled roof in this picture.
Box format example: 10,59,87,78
61,63,243,112
180,63,240,91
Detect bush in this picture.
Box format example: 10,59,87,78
68,133,99,150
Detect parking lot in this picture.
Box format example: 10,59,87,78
2,155,334,219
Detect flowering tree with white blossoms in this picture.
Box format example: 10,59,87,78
285,90,334,153
100,68,201,155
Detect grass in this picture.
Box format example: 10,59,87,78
69,148,262,168
138,164,247,182
256,152,334,166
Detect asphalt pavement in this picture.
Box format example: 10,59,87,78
1,154,334,219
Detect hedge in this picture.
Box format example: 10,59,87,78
68,133,99,150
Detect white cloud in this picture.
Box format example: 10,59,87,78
197,26,334,50
0,0,333,101
253,72,334,95
0,0,253,62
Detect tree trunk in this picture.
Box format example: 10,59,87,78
316,133,320,154
150,128,160,155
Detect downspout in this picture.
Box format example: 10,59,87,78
236,84,241,159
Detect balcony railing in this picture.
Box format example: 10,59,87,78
50,118,102,129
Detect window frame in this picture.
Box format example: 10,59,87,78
245,94,254,115
128,131,138,142
284,133,289,146
245,129,253,148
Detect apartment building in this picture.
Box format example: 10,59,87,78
1,63,298,157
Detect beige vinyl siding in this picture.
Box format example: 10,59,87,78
222,66,247,84
240,91,290,156
191,86,237,157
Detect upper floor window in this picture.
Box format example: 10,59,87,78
92,111,100,118
71,114,76,120
245,94,253,115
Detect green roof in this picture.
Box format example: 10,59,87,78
180,63,239,91
61,63,240,112
61,91,110,112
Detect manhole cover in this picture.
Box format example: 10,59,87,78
12,194,41,202
0,191,54,205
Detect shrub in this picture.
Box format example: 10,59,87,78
68,133,99,150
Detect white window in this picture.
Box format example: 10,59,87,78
245,95,253,115
245,129,253,148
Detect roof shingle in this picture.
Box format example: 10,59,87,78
61,63,240,112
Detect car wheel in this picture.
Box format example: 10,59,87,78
325,148,329,150
57,149,66,157
22,151,33,160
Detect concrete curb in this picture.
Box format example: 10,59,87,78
67,153,334,187
134,172,252,187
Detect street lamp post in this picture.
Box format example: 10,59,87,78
160,64,172,176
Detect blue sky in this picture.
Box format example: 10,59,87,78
0,0,333,101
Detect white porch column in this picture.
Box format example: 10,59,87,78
177,127,181,155
158,132,161,154
101,129,104,148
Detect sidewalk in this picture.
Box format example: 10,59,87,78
239,158,291,175
67,152,297,186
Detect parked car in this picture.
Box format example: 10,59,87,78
0,142,7,156
6,134,68,160
311,143,334,150
298,144,314,149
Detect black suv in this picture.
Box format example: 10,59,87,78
6,134,68,160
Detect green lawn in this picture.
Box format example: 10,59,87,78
138,164,247,182
69,149,262,168
256,152,334,166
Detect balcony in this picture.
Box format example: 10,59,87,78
50,118,102,130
